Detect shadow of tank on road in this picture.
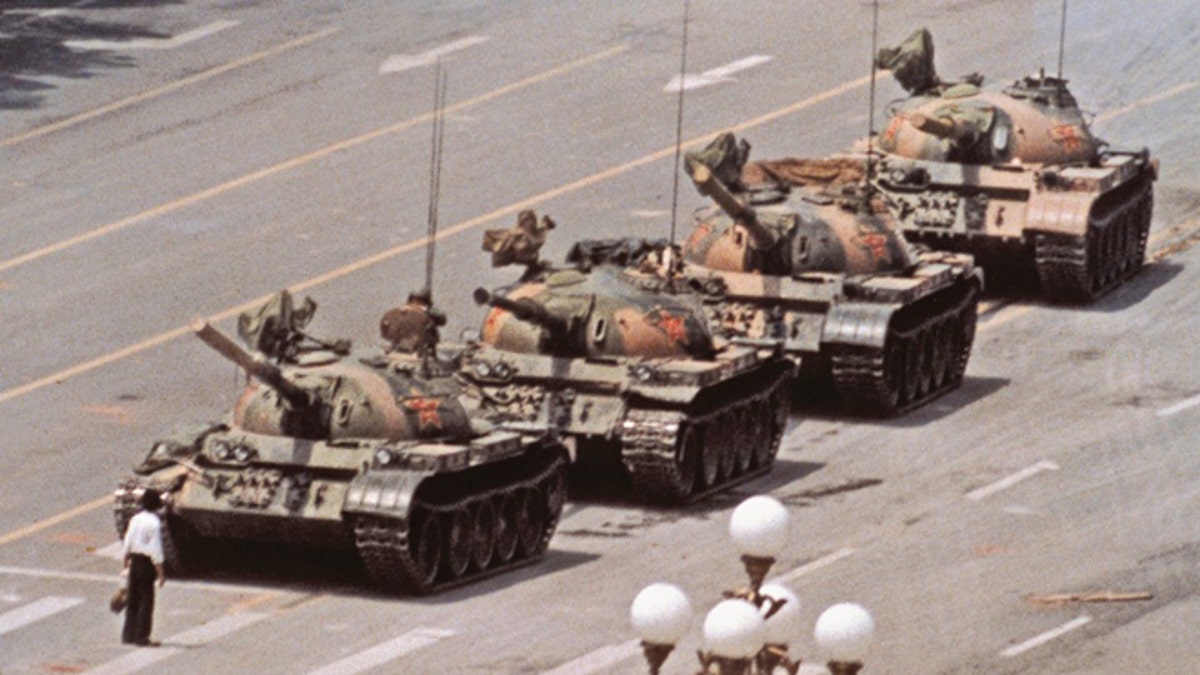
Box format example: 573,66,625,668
0,2,180,110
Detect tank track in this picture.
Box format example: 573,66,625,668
621,365,791,504
352,452,567,595
829,280,979,417
1034,177,1154,303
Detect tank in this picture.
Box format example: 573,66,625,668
677,132,983,417
871,28,1157,303
113,292,568,595
461,219,794,504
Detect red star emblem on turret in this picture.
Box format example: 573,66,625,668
646,308,691,346
860,233,889,260
404,398,442,431
1050,124,1085,152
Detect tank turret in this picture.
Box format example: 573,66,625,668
116,294,569,595
682,135,919,277
474,267,717,361
872,27,1156,303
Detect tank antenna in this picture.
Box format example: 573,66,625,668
668,0,691,250
1056,0,1068,79
423,60,447,304
865,0,879,183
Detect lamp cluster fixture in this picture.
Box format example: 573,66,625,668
630,496,874,674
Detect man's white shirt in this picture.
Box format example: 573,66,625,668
122,511,164,565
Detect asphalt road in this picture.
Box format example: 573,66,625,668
2,1,1199,673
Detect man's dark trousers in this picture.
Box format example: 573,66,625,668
122,554,155,645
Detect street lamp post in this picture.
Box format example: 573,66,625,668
630,495,874,674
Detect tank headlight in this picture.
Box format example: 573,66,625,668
150,441,172,458
212,440,233,460
889,168,908,184
232,444,254,462
375,448,393,467
492,361,512,380
474,361,493,378
631,364,655,382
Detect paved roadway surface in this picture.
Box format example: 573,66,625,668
2,1,1199,673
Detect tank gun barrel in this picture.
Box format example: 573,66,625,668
472,288,570,336
909,112,979,145
192,319,314,409
685,158,777,250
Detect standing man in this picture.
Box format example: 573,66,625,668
121,489,165,647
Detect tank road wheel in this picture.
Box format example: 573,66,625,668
493,494,520,565
731,408,753,477
929,320,951,391
695,419,724,489
750,403,775,469
443,508,472,581
470,499,497,572
901,334,923,405
674,424,700,495
541,463,567,524
916,329,934,398
948,300,976,386
409,512,442,590
710,413,737,485
878,337,905,414
515,489,546,558
1133,190,1152,270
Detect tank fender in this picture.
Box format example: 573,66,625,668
821,302,897,349
1025,190,1093,237
343,469,431,518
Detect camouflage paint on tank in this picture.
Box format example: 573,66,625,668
878,81,1099,166
478,267,716,360
872,28,1157,303
467,224,794,504
115,295,569,595
678,132,983,417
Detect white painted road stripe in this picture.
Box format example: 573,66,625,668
86,611,269,675
306,627,456,675
966,461,1060,502
1156,394,1200,418
769,547,856,587
665,54,773,92
1000,615,1092,658
539,639,641,675
67,20,240,51
2,27,340,149
0,564,285,596
380,35,490,74
0,596,84,636
94,541,125,560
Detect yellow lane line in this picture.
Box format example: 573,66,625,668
0,495,112,548
0,73,873,546
0,44,630,275
0,27,343,149
1094,81,1198,125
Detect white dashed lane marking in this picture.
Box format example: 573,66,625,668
0,596,84,636
86,612,270,675
538,639,641,675
966,461,1060,502
305,628,457,675
1000,616,1092,658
